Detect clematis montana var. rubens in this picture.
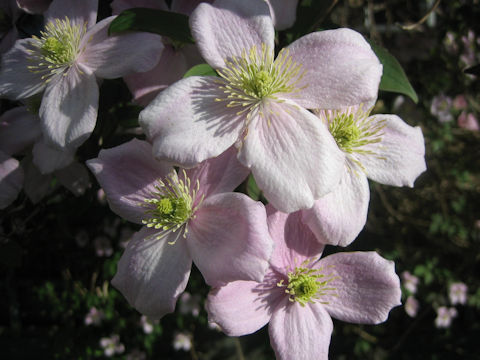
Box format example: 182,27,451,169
300,105,426,247
206,208,401,360
87,139,273,318
0,0,163,150
139,0,383,213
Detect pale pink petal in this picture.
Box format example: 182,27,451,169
124,46,188,106
16,0,51,14
80,16,164,79
269,302,333,360
184,146,249,201
238,100,345,213
187,192,272,286
32,140,74,174
0,39,45,100
206,274,283,336
56,162,91,196
0,107,41,155
267,207,324,271
357,115,426,187
45,0,98,29
0,151,24,209
139,76,244,167
171,0,212,15
86,138,172,224
111,0,167,14
301,168,369,247
267,0,298,30
39,64,99,149
22,157,53,203
284,28,382,109
190,0,274,69
112,227,192,319
319,251,402,324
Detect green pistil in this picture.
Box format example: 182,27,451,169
278,260,337,307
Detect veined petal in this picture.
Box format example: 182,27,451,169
357,115,426,187
139,76,244,167
86,138,172,224
32,140,74,174
184,146,249,201
190,0,274,69
0,39,45,100
301,168,369,247
267,207,324,271
269,301,333,360
267,0,298,30
123,46,188,106
284,28,382,109
238,100,345,213
45,0,98,29
187,192,272,286
80,16,164,79
111,0,168,14
0,151,24,209
112,227,192,319
0,107,41,155
39,64,99,150
319,251,401,324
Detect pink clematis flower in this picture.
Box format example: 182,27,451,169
299,105,426,247
449,282,468,305
87,139,273,318
435,306,457,328
206,208,402,360
0,0,163,150
140,0,382,213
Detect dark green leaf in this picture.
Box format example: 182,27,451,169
183,64,217,78
246,175,262,201
108,8,194,44
369,42,418,103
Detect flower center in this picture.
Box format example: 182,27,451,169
277,259,337,307
27,17,87,81
216,44,305,117
142,170,202,244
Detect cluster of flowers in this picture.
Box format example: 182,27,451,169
0,0,427,358
430,93,479,131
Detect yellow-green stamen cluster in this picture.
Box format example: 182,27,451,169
325,106,385,155
216,44,305,117
27,17,87,81
142,170,202,244
277,259,337,307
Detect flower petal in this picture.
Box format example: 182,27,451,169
111,0,167,14
32,140,75,174
86,138,172,224
16,0,51,14
319,251,402,324
112,227,193,319
206,275,283,336
45,0,98,29
190,0,274,69
22,157,53,203
171,0,210,15
55,162,91,196
80,16,164,79
269,302,333,360
301,168,369,247
267,0,298,30
284,28,382,109
0,39,45,100
184,146,249,201
187,192,272,286
0,106,41,155
123,46,188,106
267,207,324,271
0,151,24,209
139,76,244,167
357,115,426,187
39,64,99,149
238,100,345,213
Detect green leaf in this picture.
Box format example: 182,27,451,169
246,174,261,201
183,64,217,78
369,42,418,103
108,8,194,44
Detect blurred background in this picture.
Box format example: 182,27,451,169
1,0,479,359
